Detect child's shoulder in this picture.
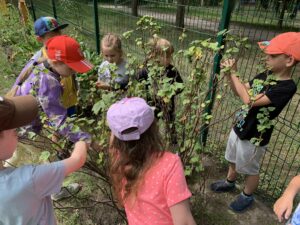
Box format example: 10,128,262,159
0,165,35,180
148,152,181,176
157,151,181,166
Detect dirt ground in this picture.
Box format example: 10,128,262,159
190,155,283,225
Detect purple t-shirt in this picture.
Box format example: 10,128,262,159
16,63,90,143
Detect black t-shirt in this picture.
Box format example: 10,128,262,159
233,71,297,146
137,64,183,84
136,64,183,119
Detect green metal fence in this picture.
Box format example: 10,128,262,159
28,0,300,200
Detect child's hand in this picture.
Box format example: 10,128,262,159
96,81,111,90
273,194,293,222
75,140,90,152
220,58,237,74
60,81,65,89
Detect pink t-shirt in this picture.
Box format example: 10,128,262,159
124,152,191,225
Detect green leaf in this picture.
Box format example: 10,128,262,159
92,100,105,115
39,151,50,161
217,29,228,36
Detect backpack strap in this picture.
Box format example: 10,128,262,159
5,57,46,97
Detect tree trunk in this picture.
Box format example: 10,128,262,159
18,0,29,24
278,0,288,28
132,0,138,17
176,0,185,28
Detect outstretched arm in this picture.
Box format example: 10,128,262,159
274,175,300,222
63,141,89,176
170,199,196,225
221,59,271,107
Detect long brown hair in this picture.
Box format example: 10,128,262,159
109,120,164,206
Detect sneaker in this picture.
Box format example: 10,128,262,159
229,193,254,212
210,179,235,193
51,183,82,201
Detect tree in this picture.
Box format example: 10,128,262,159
278,0,289,28
176,0,185,28
132,0,138,17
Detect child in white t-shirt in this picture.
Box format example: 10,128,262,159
96,33,128,90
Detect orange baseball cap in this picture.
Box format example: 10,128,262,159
258,32,300,61
46,35,94,73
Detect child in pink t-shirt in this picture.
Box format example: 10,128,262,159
106,97,196,225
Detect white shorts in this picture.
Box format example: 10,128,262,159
225,129,266,175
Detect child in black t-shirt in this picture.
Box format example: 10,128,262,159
137,37,183,145
210,32,299,212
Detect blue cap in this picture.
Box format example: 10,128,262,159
34,16,68,37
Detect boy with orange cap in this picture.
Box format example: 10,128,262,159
210,32,299,212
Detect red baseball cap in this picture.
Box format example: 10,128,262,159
258,32,300,61
46,35,94,73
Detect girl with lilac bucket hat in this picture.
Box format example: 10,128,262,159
106,97,196,225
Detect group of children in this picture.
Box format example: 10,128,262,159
0,15,299,225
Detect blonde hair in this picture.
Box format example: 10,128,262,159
101,33,123,54
149,37,174,59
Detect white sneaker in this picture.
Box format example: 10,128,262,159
51,183,82,201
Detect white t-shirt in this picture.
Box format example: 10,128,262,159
97,59,128,89
290,203,300,225
0,161,65,225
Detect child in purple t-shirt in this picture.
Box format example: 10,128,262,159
16,35,93,143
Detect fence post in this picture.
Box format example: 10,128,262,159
93,0,100,54
51,0,57,19
200,0,235,146
29,0,36,21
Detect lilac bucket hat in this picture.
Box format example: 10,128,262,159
107,97,154,141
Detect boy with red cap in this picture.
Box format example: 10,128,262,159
12,17,78,117
210,32,299,212
0,95,89,224
15,35,93,144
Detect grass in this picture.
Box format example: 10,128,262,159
0,47,16,95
